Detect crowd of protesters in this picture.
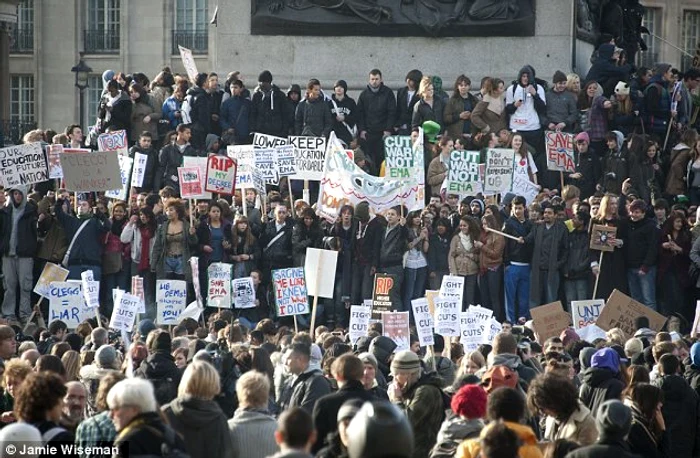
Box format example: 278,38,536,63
2,39,700,457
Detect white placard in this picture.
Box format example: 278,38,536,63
434,296,460,337
348,304,371,345
572,300,606,330
131,152,148,187
156,280,187,325
304,248,339,299
0,142,48,187
208,263,232,308
411,298,434,347
109,292,139,332
105,154,133,200
48,281,93,329
232,277,256,309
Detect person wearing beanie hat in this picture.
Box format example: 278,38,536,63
422,120,441,143
330,78,358,147
133,329,182,405
614,81,631,96
469,198,485,218
430,384,486,456
544,70,577,137
579,347,596,370
625,196,659,309
569,131,598,199
138,319,157,341
316,398,365,458
389,350,445,458
584,43,633,97
251,69,289,138
347,401,414,458
624,337,644,360
566,400,636,458
579,347,624,417
643,63,674,135
575,131,590,144
358,352,388,401
258,70,273,84
396,69,424,135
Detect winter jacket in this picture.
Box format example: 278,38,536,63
291,221,322,267
657,229,691,288
328,94,357,147
196,218,233,265
684,358,700,397
610,96,643,136
448,233,479,276
162,395,234,458
620,217,658,270
130,98,160,142
490,353,538,388
470,96,507,135
114,412,186,458
378,224,408,269
653,374,700,458
626,404,670,458
102,91,132,134
428,232,450,274
220,95,251,143
526,221,568,306
188,86,212,134
444,93,479,139
630,157,663,204
455,421,542,458
150,220,198,282
601,146,628,195
505,66,546,132
250,84,291,138
128,145,158,193
155,142,200,193
565,228,593,279
282,368,332,414
544,89,578,130
162,94,183,129
396,86,421,131
587,96,611,142
579,367,625,416
37,197,68,263
584,44,633,96
396,374,446,458
354,217,384,267
295,96,332,137
644,77,672,135
503,217,534,266
479,232,505,271
357,83,397,133
427,155,448,196
0,192,38,257
430,416,483,458
412,97,445,131
120,222,155,265
543,401,598,446
370,336,397,381
134,351,183,406
54,200,111,267
568,146,601,200
665,143,691,196
227,409,279,458
259,219,294,269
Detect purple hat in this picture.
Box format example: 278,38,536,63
591,347,620,374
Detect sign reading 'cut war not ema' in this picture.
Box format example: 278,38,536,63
446,150,481,196
205,155,237,195
384,136,415,178
545,131,576,172
273,268,309,316
289,136,327,181
156,280,187,325
0,142,49,187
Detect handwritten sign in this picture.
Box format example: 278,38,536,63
596,289,667,338
34,263,69,299
131,276,146,313
109,292,139,332
372,273,395,320
80,271,100,310
572,300,605,329
156,280,187,325
590,225,616,252
382,311,410,351
434,296,460,337
97,130,128,155
252,133,288,149
545,131,575,173
178,45,199,82
105,154,133,200
232,277,256,309
47,144,64,179
511,175,539,205
182,156,212,199
384,136,414,179
254,148,279,185
349,304,371,345
207,263,232,308
276,144,296,177
484,149,515,194
131,153,148,187
289,136,327,181
205,154,237,195
178,166,204,199
411,298,434,347
0,142,49,187
252,168,267,198
48,281,93,329
227,145,254,189
446,150,481,196
531,301,570,343
272,268,309,316
60,151,121,192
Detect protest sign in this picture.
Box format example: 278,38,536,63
131,276,146,314
207,263,232,308
0,142,48,187
486,318,503,344
178,166,204,199
97,130,128,155
34,263,69,299
227,145,254,189
434,296,460,337
60,151,121,192
232,277,256,309
317,132,424,221
80,271,100,310
411,298,434,347
693,301,700,337
572,300,605,329
156,280,187,325
382,311,410,351
530,301,570,343
179,302,203,323
511,175,539,205
349,304,371,345
105,154,133,200
425,290,439,317
372,273,395,320
439,275,464,304
460,311,488,351
446,150,481,196
384,136,414,179
255,148,279,185
205,154,237,195
272,268,309,316
484,149,515,194
182,156,212,199
545,131,576,172
590,225,616,252
596,289,667,337
189,257,204,308
276,144,296,177
47,144,64,179
304,248,339,298
109,292,139,332
178,45,199,82
252,133,288,149
131,153,148,187
576,324,608,342
48,281,92,329
289,136,327,181
252,168,267,199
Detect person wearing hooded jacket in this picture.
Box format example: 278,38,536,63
490,332,537,389
644,64,674,137
134,329,183,406
188,72,213,151
369,335,396,385
579,348,625,417
356,69,397,173
684,341,700,396
505,65,547,159
0,185,37,324
585,43,634,97
600,130,628,195
220,79,251,144
250,70,291,138
329,80,358,147
566,400,639,458
295,79,333,137
279,343,331,415
99,79,132,135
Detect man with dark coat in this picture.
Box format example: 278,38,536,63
128,132,158,194
585,43,633,97
259,204,294,276
279,343,331,414
579,348,625,417
620,199,658,310
356,69,396,174
187,72,213,151
250,70,291,138
566,400,639,458
295,79,333,137
351,202,384,304
395,69,422,135
369,336,396,385
328,80,358,147
311,354,375,453
155,124,199,194
567,132,601,200
134,329,182,406
490,332,537,389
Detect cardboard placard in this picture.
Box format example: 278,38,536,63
545,131,575,172
0,142,49,187
590,225,616,252
484,148,515,194
105,154,133,200
34,263,69,299
156,280,187,325
372,273,395,320
207,263,232,308
572,300,605,329
411,298,434,347
289,136,327,181
530,301,571,343
384,135,414,179
349,304,371,345
304,248,339,299
178,45,199,82
232,277,256,309
382,311,410,351
596,289,667,337
178,166,204,199
60,151,122,192
272,267,309,316
446,150,482,196
205,154,237,195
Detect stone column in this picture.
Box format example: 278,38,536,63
0,0,19,121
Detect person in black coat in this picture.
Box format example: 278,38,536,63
250,70,291,138
356,69,396,173
584,43,634,97
259,204,294,274
567,132,601,200
312,354,376,453
626,382,670,458
100,79,133,136
128,132,159,194
579,348,625,417
566,400,639,458
291,208,323,267
188,73,213,151
155,124,200,193
329,80,358,147
295,79,333,137
395,69,423,135
134,330,182,406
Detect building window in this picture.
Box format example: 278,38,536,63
84,0,120,54
10,76,35,122
10,0,33,53
683,10,700,70
172,0,208,54
638,7,661,69
85,75,105,128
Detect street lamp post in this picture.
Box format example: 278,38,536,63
71,57,92,129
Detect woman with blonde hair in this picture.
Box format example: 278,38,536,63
162,361,234,458
471,77,507,136
412,75,445,130
61,350,81,382
566,73,581,97
591,194,628,299
458,350,486,379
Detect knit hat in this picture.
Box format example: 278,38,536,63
575,131,590,144
347,402,414,458
553,70,567,84
358,352,378,371
614,81,630,96
258,70,273,83
470,198,485,215
628,199,646,214
501,192,515,208
579,347,596,369
422,121,441,144
591,347,620,374
95,345,118,369
138,319,157,339
149,331,172,353
560,328,580,347
597,400,632,439
624,338,644,359
337,398,365,424
355,201,370,222
691,342,700,367
654,63,672,77
391,350,421,374
451,384,487,419
334,79,348,93
481,365,518,393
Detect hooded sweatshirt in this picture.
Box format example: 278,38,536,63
9,185,27,256
1,185,38,258
505,65,546,131
684,342,700,395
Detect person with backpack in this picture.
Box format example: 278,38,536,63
134,329,182,406
643,64,675,138
505,65,547,166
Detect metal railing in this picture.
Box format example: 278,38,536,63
84,29,120,54
172,30,208,54
0,119,38,147
10,29,33,53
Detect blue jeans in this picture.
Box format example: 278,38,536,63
505,264,530,322
531,270,560,309
627,266,657,310
564,278,590,313
165,256,184,276
403,267,427,313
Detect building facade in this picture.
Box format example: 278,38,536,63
2,0,699,142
